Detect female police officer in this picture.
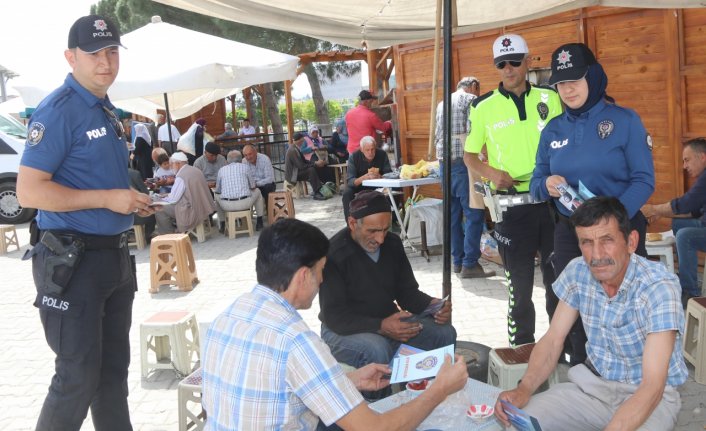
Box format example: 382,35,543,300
530,42,655,365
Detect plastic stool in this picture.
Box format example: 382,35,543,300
226,210,254,239
683,297,706,384
0,224,20,254
128,224,146,250
188,219,211,243
150,233,199,293
284,180,308,198
646,236,675,273
140,311,200,378
488,343,559,390
178,367,206,431
267,190,295,225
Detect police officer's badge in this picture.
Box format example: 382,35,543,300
646,133,653,151
27,122,45,146
597,120,614,139
537,102,549,121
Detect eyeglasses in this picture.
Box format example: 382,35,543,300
102,106,124,139
495,60,524,70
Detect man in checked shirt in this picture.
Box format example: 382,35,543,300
434,77,494,278
495,197,687,431
214,150,265,232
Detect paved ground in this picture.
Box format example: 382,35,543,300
2,194,705,430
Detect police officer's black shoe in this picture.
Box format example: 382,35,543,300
453,265,462,274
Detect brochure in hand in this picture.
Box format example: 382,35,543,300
400,295,449,322
389,344,454,384
148,194,174,207
499,400,543,431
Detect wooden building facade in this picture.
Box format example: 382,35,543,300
392,7,706,230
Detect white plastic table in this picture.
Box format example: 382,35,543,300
369,377,503,430
361,177,441,250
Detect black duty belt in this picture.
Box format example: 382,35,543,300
221,195,249,201
46,230,128,250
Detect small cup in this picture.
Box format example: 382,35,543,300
405,379,429,398
466,404,494,422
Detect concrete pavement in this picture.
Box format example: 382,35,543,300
1,194,704,430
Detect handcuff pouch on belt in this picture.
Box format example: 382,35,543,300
473,180,539,223
39,231,85,296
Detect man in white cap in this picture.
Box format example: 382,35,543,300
155,151,216,234
17,14,151,430
463,34,563,347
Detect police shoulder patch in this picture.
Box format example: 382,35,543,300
646,133,653,151
27,122,46,146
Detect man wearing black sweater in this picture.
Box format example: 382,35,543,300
319,191,456,390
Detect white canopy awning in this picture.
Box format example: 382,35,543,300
153,0,705,50
13,16,300,121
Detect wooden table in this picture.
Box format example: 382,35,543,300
361,177,441,250
369,377,503,430
329,163,348,193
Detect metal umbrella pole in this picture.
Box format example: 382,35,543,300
163,93,174,144
441,0,453,302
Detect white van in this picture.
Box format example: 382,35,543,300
0,112,35,224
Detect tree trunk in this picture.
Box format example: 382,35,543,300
264,83,283,135
303,65,330,127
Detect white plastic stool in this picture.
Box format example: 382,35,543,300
140,311,200,378
0,224,20,254
683,297,706,385
178,367,205,431
645,236,675,273
488,343,559,390
225,210,254,239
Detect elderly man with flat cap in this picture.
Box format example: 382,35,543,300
193,141,226,188
319,191,456,397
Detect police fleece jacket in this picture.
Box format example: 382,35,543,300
318,227,432,335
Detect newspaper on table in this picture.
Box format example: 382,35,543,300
389,344,454,384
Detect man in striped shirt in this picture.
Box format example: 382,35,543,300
214,150,265,231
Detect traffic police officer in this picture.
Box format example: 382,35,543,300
17,15,154,430
530,43,654,364
464,34,562,346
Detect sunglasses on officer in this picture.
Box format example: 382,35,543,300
495,59,525,70
102,106,124,139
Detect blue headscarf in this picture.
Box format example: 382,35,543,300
566,62,614,116
335,119,348,144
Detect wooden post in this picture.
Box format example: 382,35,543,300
366,49,378,96
259,84,269,140
243,87,253,126
427,0,442,161
285,80,294,145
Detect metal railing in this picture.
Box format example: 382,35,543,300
215,132,333,185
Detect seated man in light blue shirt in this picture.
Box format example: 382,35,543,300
242,144,276,204
495,196,687,431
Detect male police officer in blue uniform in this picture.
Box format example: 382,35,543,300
17,15,154,430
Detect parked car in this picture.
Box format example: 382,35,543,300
0,112,35,224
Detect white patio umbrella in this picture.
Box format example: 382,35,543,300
110,16,299,121
12,16,299,122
